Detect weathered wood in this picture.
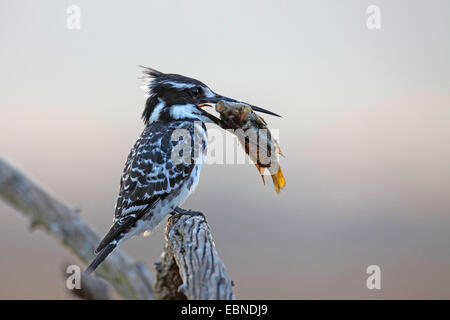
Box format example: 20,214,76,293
154,213,235,300
0,156,154,300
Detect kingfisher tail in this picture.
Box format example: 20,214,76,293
85,242,117,275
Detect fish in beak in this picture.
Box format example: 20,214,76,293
214,100,286,194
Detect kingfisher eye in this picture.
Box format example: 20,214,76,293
190,86,202,97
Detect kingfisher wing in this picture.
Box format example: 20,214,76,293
95,121,197,253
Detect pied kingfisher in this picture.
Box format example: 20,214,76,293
86,67,278,274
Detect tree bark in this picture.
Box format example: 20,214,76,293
154,213,234,300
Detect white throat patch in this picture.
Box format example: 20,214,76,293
170,104,201,120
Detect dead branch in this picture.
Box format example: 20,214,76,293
154,213,235,300
64,265,112,300
0,156,234,300
0,156,154,300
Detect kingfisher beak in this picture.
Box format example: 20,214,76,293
200,94,281,117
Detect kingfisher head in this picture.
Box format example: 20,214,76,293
140,66,279,125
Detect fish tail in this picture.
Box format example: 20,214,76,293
271,167,286,194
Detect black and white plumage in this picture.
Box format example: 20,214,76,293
86,67,278,274
95,120,206,250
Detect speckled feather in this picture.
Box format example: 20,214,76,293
95,120,207,253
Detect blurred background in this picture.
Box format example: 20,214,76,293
0,0,449,299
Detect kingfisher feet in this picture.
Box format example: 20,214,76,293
172,207,206,221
